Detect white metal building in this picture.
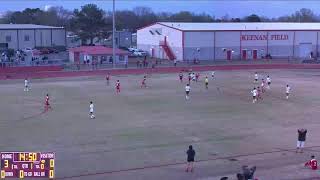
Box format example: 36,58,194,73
0,24,66,50
137,22,320,61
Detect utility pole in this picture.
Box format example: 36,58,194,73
112,0,116,68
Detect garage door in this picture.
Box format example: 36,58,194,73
299,43,312,58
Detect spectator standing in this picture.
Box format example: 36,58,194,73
185,145,195,172
236,173,244,180
144,55,147,66
242,165,256,180
297,128,307,153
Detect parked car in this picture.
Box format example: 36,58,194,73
128,47,138,52
48,48,59,54
22,47,34,53
119,47,129,51
39,48,50,55
133,50,147,57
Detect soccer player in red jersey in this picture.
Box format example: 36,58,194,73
305,155,317,170
179,72,183,83
195,73,200,82
141,76,147,88
257,86,263,100
106,73,110,86
116,80,120,93
44,94,51,111
188,73,191,83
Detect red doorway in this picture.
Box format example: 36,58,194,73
227,50,232,60
151,48,155,58
253,49,258,60
242,50,247,60
74,52,80,63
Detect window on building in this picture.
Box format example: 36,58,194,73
149,30,154,35
115,38,118,45
155,30,161,35
24,35,30,41
5,36,11,42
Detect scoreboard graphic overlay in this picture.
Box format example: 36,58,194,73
0,152,55,179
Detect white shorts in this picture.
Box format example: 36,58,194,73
297,141,305,148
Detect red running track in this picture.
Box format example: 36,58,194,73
2,64,320,80
0,65,63,74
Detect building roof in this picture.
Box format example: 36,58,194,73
0,24,64,29
69,46,130,55
151,22,320,31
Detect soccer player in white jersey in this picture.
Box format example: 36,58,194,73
141,76,147,88
185,84,191,100
261,79,266,93
251,87,257,103
266,75,271,89
211,71,215,79
89,101,95,119
192,73,196,81
24,78,29,91
286,84,291,99
254,72,258,83
204,76,209,89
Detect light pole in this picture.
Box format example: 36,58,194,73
112,0,116,68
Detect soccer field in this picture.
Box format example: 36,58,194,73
1,69,320,180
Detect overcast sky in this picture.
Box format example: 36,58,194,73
1,0,320,18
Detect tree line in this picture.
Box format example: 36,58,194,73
0,4,318,44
